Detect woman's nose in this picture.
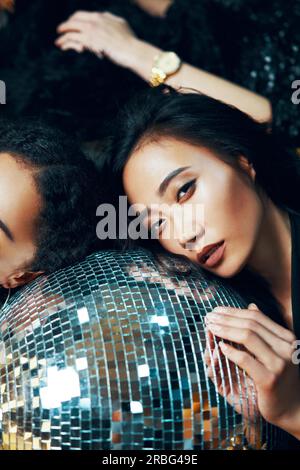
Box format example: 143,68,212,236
179,234,199,251
170,206,205,250
178,225,205,251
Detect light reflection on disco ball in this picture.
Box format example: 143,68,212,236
0,249,279,450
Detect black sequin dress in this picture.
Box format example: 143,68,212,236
157,0,300,145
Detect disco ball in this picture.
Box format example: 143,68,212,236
0,249,279,450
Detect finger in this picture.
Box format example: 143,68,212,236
248,303,259,310
204,327,233,372
57,20,86,34
206,343,221,378
212,341,237,379
204,329,217,372
207,372,227,398
68,11,96,22
55,32,85,47
208,340,257,414
207,343,247,404
206,312,294,361
102,11,125,22
207,322,286,372
203,333,214,367
212,343,220,364
219,341,272,387
212,306,295,343
57,40,85,53
210,342,227,375
205,325,238,364
204,322,216,348
207,344,231,394
203,347,211,366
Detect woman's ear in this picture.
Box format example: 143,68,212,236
238,155,256,182
6,271,44,288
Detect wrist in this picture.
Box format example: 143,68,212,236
126,38,163,82
276,402,300,440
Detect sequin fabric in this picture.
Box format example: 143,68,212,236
168,0,300,145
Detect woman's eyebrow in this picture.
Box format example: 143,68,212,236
157,166,191,197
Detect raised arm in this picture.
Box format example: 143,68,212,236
56,11,272,123
128,39,272,123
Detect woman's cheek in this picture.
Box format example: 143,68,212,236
160,238,183,256
204,170,254,227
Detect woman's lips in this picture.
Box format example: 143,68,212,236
197,241,225,267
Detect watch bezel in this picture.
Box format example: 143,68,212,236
153,51,181,76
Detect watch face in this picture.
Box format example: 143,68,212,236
155,52,181,75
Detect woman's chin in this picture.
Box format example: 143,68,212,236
203,255,246,279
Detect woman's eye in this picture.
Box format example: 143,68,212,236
150,218,166,236
176,179,197,202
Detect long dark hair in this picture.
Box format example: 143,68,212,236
102,86,300,328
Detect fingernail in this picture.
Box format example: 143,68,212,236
206,313,219,321
248,303,258,309
208,324,221,332
213,306,227,313
219,341,228,351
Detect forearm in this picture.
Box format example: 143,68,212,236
128,39,272,123
133,0,173,17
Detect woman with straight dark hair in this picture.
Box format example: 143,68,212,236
103,86,300,447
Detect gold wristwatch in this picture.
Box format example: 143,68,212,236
150,51,182,87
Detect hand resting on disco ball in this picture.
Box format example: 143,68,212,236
0,249,280,450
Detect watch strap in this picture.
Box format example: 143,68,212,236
150,67,167,87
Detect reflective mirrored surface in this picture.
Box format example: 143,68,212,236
0,249,278,450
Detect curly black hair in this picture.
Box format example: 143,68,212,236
0,117,101,273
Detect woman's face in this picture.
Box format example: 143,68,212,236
123,137,264,278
